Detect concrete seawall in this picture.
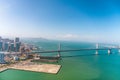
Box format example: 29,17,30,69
0,68,8,73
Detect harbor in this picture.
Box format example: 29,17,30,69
1,40,120,80
0,37,120,75
1,0,120,79
1,37,120,80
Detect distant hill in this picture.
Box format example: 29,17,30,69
21,37,49,42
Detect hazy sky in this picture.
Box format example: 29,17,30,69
0,0,120,42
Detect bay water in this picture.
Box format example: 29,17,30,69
0,40,120,80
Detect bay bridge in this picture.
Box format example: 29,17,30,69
1,43,120,64
30,43,120,57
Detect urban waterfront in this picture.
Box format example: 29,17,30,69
1,40,120,80
1,0,120,80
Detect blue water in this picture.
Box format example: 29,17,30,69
0,40,120,80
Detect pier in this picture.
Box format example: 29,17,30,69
0,60,61,74
9,63,61,74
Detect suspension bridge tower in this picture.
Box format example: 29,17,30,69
58,43,61,57
118,45,120,53
108,48,112,54
96,43,99,55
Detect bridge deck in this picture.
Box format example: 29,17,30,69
31,48,120,53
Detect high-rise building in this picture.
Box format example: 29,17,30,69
0,37,21,52
16,42,21,52
7,42,11,52
14,37,20,52
15,37,20,42
1,40,11,51
2,41,5,51
0,53,6,64
4,42,9,51
0,36,2,41
0,41,3,51
10,43,15,51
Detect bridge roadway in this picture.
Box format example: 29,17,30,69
31,48,120,53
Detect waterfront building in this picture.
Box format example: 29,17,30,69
0,53,6,64
13,56,19,61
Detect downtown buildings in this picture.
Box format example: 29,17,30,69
0,36,36,64
0,37,21,52
0,37,21,64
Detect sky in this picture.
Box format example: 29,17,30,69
0,0,120,43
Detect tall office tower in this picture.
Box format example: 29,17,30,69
15,37,20,42
0,53,6,64
16,42,21,52
14,37,20,52
2,41,5,51
0,37,2,50
14,41,16,51
11,43,15,51
4,42,9,51
0,36,2,41
0,41,3,51
7,42,11,52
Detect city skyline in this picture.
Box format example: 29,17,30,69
0,0,120,43
0,36,20,52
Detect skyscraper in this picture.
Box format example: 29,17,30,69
11,43,15,51
0,36,2,41
15,37,20,42
2,41,5,51
14,37,20,52
0,41,3,51
4,42,9,51
0,53,7,64
0,37,2,51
